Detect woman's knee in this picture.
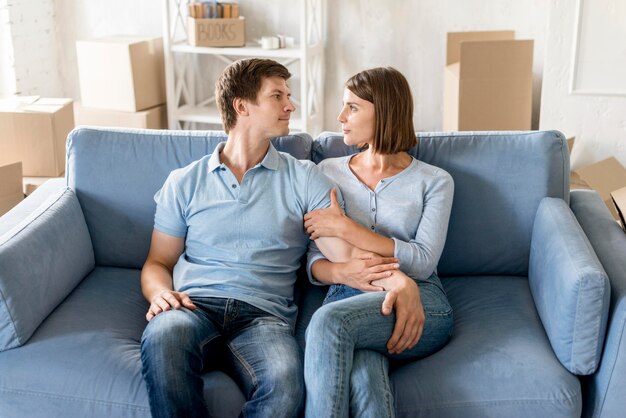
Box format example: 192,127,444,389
305,303,346,342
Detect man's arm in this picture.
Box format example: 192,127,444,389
141,229,196,321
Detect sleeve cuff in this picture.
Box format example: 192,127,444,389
306,253,328,286
392,237,412,271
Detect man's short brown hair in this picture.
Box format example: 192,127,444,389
346,67,417,154
215,58,291,133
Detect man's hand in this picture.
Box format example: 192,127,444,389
146,290,196,321
376,272,425,354
337,253,400,292
304,188,347,240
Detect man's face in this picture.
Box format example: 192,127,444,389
246,76,295,138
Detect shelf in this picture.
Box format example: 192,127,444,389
171,42,322,58
164,0,325,135
175,104,303,130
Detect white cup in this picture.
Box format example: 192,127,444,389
261,36,280,50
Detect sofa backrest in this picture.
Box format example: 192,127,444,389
66,127,313,269
313,131,570,277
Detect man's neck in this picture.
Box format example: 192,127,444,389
221,130,270,183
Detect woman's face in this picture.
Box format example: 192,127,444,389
337,88,375,147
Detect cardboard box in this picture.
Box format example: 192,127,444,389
0,162,24,216
570,170,591,191
443,31,533,131
74,102,167,129
0,97,74,176
566,135,575,155
575,157,626,220
611,187,626,231
188,17,245,47
76,36,166,112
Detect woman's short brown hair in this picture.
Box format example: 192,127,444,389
215,58,291,133
345,67,417,154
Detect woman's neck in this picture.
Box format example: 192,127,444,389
352,149,412,174
349,149,412,190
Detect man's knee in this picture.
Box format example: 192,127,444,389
141,309,198,357
264,363,305,414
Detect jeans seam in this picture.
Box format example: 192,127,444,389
375,352,395,418
226,341,258,390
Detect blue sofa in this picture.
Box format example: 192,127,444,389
1,127,624,418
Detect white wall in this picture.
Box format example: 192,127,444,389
1,0,61,97
0,0,16,96
540,0,626,169
10,0,550,133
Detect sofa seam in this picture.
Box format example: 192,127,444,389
0,387,150,411
572,270,605,374
396,390,581,413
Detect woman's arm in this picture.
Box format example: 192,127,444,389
391,172,454,280
304,188,395,256
307,236,398,292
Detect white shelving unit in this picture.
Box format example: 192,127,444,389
162,0,325,135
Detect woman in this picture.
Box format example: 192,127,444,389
303,67,454,417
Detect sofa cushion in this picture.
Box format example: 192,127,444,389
313,131,569,277
0,188,94,351
530,197,610,375
0,267,246,418
66,127,313,269
391,275,581,418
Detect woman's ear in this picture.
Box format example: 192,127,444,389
233,97,248,116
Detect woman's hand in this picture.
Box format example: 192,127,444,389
304,188,350,240
373,271,425,354
334,253,400,292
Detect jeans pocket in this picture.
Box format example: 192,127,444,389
322,285,341,305
419,282,453,316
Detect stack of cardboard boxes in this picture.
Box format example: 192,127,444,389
75,36,167,129
443,31,533,131
0,97,74,210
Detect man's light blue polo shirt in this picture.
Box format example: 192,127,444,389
154,142,334,328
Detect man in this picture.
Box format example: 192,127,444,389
139,58,413,417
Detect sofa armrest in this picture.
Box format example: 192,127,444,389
570,190,626,418
0,178,66,237
529,197,610,375
0,187,95,351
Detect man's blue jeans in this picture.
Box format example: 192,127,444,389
304,279,453,418
141,297,304,418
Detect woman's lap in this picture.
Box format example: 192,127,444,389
311,279,453,362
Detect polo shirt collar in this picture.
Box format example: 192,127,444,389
208,141,280,172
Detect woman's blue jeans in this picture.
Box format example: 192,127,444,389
304,278,453,418
140,297,304,418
